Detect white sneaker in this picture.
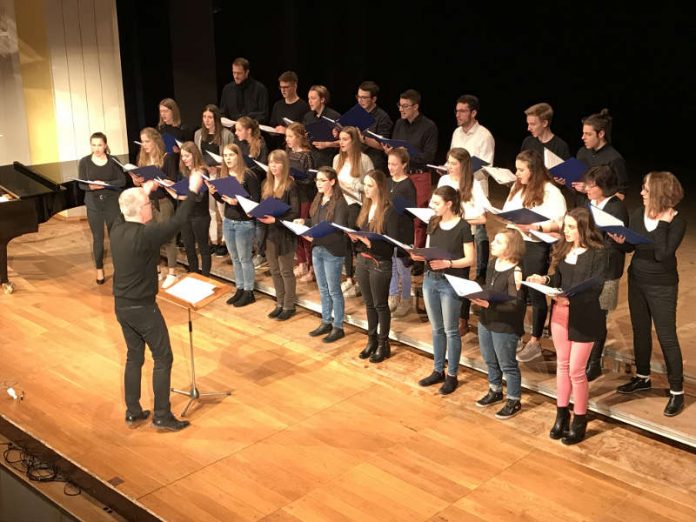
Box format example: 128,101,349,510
516,340,542,363
161,274,178,289
341,280,354,293
393,300,411,318
388,295,400,312
252,255,267,269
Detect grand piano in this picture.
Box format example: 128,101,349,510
0,156,128,293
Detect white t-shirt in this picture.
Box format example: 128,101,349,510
437,175,489,220
503,181,567,242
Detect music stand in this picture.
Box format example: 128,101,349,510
159,273,232,417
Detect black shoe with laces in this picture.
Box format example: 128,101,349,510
323,328,345,343
152,414,190,432
438,374,458,395
226,288,244,305
616,376,651,394
476,389,504,408
418,371,445,387
495,399,522,420
309,322,333,337
276,309,296,321
233,290,255,307
125,410,150,425
268,306,283,318
664,393,684,417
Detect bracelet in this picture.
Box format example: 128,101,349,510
448,260,453,268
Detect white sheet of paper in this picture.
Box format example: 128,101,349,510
521,280,562,297
259,124,282,135
529,229,559,243
221,117,236,128
590,205,625,227
236,195,259,215
280,220,309,235
331,222,357,234
426,163,447,172
206,150,222,164
484,167,517,184
406,207,435,223
165,276,216,303
544,148,565,169
444,274,483,297
112,158,138,171
366,130,385,140
69,178,112,187
282,117,294,125
381,234,412,251
253,160,269,173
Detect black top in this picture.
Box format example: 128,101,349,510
78,156,126,207
426,218,473,279
620,207,686,286
387,176,416,249
479,264,526,336
237,139,269,180
111,192,196,306
363,105,393,171
549,248,608,342
146,153,178,201
180,173,209,218
212,170,261,221
576,144,629,194
219,77,269,123
264,184,300,256
157,123,193,143
303,107,342,168
355,206,400,260
270,98,310,127
575,194,629,279
288,149,316,203
521,135,570,160
392,114,438,171
310,196,349,257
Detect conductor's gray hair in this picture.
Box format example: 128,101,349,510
119,188,145,219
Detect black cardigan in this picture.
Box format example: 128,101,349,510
263,184,300,256
548,247,608,342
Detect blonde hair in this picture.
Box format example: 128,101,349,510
220,143,246,183
178,141,206,176
236,116,262,158
262,149,294,199
136,127,166,168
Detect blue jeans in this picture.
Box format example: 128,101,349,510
389,253,412,299
223,219,255,290
478,323,521,400
423,272,462,376
312,246,345,328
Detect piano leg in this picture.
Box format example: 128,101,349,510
0,243,15,293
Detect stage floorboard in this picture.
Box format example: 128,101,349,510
1,208,696,520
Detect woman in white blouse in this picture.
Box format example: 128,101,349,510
437,147,488,333
503,150,567,362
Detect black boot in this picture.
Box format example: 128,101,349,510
226,288,244,305
549,406,570,439
359,335,378,359
585,339,604,381
664,393,685,417
370,339,391,363
234,290,255,308
562,414,588,445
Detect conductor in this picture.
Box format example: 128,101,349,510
111,171,204,431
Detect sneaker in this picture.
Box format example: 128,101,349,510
616,376,651,394
516,338,525,354
495,399,522,420
341,279,355,293
253,255,267,269
215,244,227,257
161,274,178,289
388,295,400,312
276,308,296,321
516,340,542,363
418,371,445,387
476,389,504,408
393,300,411,318
233,290,255,307
438,374,458,395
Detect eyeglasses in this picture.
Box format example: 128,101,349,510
397,103,414,110
356,95,372,101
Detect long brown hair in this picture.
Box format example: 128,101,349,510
309,166,343,221
356,170,391,233
508,149,552,208
550,207,604,271
178,141,205,176
236,116,263,158
286,122,311,151
643,171,684,219
335,127,363,178
427,185,460,234
220,143,246,183
200,104,224,145
495,229,526,264
136,127,165,168
262,149,294,199
447,147,474,202
90,132,111,155
158,98,182,127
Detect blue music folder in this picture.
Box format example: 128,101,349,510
391,195,410,215
410,247,455,261
169,178,207,197
290,167,309,180
367,132,420,158
471,156,490,173
561,277,602,297
337,104,375,131
306,118,336,142
302,220,336,239
496,208,549,225
131,165,167,181
549,157,588,184
600,225,652,245
209,176,249,198
162,133,178,154
249,197,291,218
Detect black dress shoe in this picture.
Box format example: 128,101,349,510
234,290,255,307
438,374,458,395
267,306,283,318
226,288,244,305
664,393,685,417
617,376,651,394
125,410,150,424
418,371,445,387
359,337,378,359
309,322,333,337
276,309,296,321
323,328,345,343
152,415,190,432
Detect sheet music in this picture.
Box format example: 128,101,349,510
221,117,236,128
164,277,216,303
590,205,625,227
69,178,113,187
206,150,222,164
426,163,447,172
521,281,562,297
544,148,565,169
280,220,309,235
528,229,559,243
253,160,269,173
236,195,259,215
406,207,435,223
484,167,517,184
259,124,283,135
444,274,484,296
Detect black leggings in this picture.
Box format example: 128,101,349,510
355,255,392,341
521,241,550,338
85,192,120,269
181,215,212,276
343,203,361,279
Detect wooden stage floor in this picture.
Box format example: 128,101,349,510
1,188,696,520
